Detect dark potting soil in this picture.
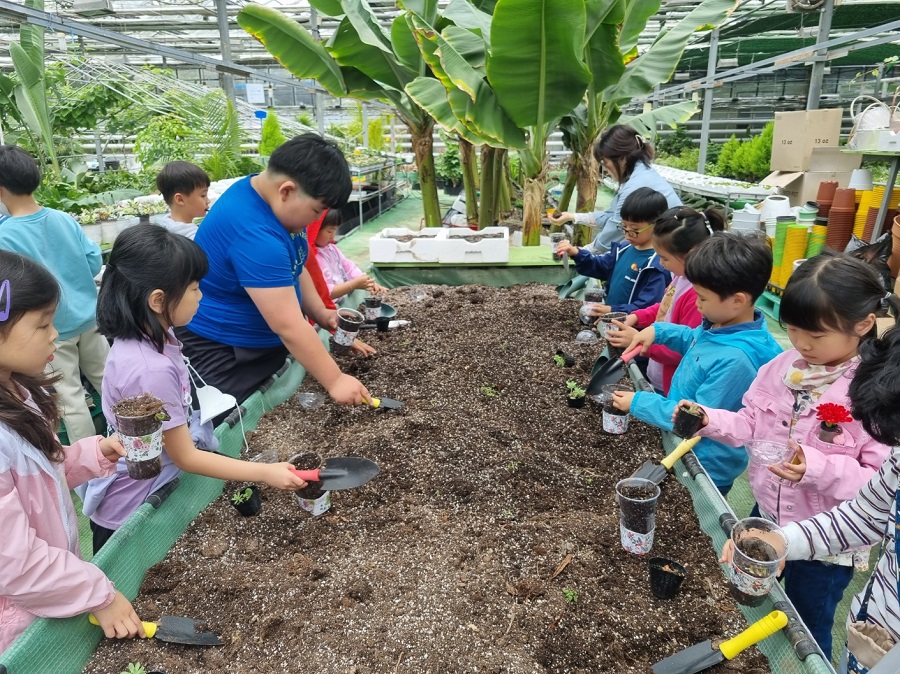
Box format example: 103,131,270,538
387,233,438,242
85,284,769,674
111,393,167,436
672,405,705,439
737,537,779,563
290,452,327,501
450,233,505,242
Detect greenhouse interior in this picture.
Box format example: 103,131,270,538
1,0,900,672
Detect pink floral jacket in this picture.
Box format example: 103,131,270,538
699,349,891,524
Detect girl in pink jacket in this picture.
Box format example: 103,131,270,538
0,251,143,653
679,254,897,658
606,206,724,393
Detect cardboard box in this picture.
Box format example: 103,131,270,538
761,148,862,206
770,108,844,171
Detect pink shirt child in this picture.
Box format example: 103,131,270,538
630,275,701,394
698,349,891,524
316,242,366,303
0,392,118,652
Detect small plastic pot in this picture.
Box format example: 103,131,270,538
584,289,605,304
363,296,383,322
555,349,576,367
375,316,392,332
289,452,332,517
648,557,686,599
603,404,630,434
549,232,568,262
113,395,167,481
598,312,628,337
332,308,364,354
231,485,262,517
672,403,704,438
567,395,586,409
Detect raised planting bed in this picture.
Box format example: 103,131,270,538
369,226,510,264
86,284,769,674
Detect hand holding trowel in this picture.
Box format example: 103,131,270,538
89,614,223,646
651,610,788,674
632,437,701,485
289,456,380,491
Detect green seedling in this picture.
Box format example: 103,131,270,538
566,381,586,399
553,353,566,367
505,460,521,473
562,588,578,604
122,664,148,674
231,487,254,505
480,384,499,398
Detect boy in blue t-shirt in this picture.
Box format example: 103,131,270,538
556,187,670,316
0,146,107,442
611,233,782,494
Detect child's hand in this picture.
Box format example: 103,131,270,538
718,539,735,565
549,211,575,225
556,241,578,258
351,339,377,357
605,321,637,346
623,314,639,328
671,400,709,428
768,440,806,482
354,274,372,290
264,463,309,490
98,435,126,462
370,282,389,294
327,373,371,406
611,391,634,412
92,590,145,639
587,303,611,318
628,326,656,355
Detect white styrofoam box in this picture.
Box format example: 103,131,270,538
877,130,900,153
369,227,446,263
440,227,509,263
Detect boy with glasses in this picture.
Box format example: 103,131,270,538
555,187,670,316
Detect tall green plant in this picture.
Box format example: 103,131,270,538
559,0,738,214
259,108,287,156
237,1,444,227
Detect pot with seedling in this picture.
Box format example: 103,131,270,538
554,350,575,368
112,394,170,480
230,485,262,516
672,403,705,438
566,381,586,408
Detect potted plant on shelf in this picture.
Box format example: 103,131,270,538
230,485,262,516
435,147,463,196
77,209,103,245
566,380,586,408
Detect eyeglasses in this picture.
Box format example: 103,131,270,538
616,222,655,236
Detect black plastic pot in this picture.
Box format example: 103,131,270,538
376,316,391,332
672,404,704,438
567,395,586,409
555,349,576,367
648,557,686,599
444,182,463,196
231,485,262,517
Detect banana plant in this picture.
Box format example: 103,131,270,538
237,1,445,227
561,0,739,214
4,0,59,177
406,0,591,245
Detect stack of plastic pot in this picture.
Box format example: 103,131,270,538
824,188,856,252
815,180,838,219
779,224,809,287
770,215,793,287
854,190,874,239
861,186,887,243
805,223,827,258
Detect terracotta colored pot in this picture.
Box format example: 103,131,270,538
816,181,839,203
889,216,900,279
832,188,856,210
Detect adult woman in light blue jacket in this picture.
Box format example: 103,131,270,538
551,124,681,254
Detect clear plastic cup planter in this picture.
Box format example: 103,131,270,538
598,312,628,337
578,304,596,325
363,296,383,322
574,330,599,345
295,391,326,410
289,452,332,517
615,478,661,555
603,403,630,434
746,440,795,467
112,395,168,480
549,232,568,262
332,308,364,354
728,517,788,606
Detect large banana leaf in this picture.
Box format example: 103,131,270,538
443,0,492,42
391,15,424,73
237,5,346,96
399,0,438,24
405,77,483,145
341,0,394,54
619,0,662,55
620,100,700,138
586,23,625,97
586,0,624,42
330,17,412,91
605,0,739,102
20,0,44,67
487,0,590,130
10,42,57,171
308,0,344,17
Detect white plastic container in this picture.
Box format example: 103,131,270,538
369,227,510,264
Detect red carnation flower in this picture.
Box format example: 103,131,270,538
817,403,853,427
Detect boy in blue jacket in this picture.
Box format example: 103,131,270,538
556,187,670,316
611,232,782,495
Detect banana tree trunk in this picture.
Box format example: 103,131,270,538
498,151,512,215
558,155,578,215
522,166,546,247
411,124,442,228
459,137,479,225
479,146,498,230
575,146,599,212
